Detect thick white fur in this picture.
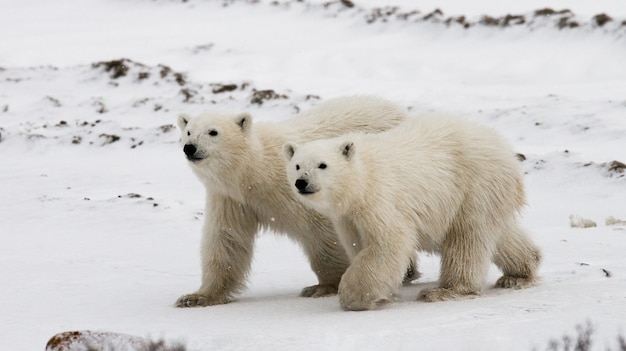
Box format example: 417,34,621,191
284,114,542,311
175,95,411,307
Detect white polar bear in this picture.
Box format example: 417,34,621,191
283,113,542,311
175,95,415,307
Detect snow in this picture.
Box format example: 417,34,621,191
1,0,625,350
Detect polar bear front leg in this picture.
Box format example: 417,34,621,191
176,196,257,308
334,217,420,287
337,222,414,311
338,246,411,311
299,221,351,298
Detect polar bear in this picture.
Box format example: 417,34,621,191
175,95,416,308
283,113,542,311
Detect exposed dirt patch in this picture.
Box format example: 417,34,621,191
180,88,198,102
92,59,138,79
93,99,107,114
366,7,400,24
119,193,142,199
159,65,186,86
46,330,82,351
160,124,175,133
92,59,187,87
339,0,354,8
593,13,613,27
422,9,443,21
137,71,151,80
45,96,62,107
607,160,626,174
99,133,120,145
557,17,580,29
534,8,573,17
502,14,526,26
250,89,288,105
212,83,238,94
445,16,470,28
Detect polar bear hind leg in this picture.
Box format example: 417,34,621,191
492,220,542,289
418,207,497,302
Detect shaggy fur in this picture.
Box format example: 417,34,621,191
284,114,542,311
175,95,412,307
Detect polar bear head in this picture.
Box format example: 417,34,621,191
283,138,357,215
177,111,252,166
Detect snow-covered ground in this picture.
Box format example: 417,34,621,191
1,0,625,350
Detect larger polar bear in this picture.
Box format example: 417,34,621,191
175,95,414,307
283,113,542,311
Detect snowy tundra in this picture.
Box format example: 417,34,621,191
1,0,625,350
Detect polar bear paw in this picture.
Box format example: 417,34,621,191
494,275,536,289
338,280,391,311
339,293,390,311
300,284,338,298
175,293,228,308
418,287,480,302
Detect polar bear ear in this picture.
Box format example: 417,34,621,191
177,114,191,130
340,141,355,160
235,112,252,133
283,142,298,161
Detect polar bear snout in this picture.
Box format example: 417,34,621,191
295,178,318,195
183,144,202,161
295,179,309,192
183,144,196,156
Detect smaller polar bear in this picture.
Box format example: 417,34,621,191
283,114,542,311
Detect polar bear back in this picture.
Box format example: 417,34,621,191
352,113,524,211
286,95,408,138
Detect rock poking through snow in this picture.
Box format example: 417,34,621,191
46,330,186,351
569,214,597,228
606,216,626,226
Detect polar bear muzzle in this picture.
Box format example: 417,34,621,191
295,178,318,195
183,144,203,161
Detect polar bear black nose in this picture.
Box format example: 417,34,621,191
295,179,308,192
183,144,196,157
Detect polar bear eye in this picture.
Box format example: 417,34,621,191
318,163,327,169
208,130,218,136
295,165,300,171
